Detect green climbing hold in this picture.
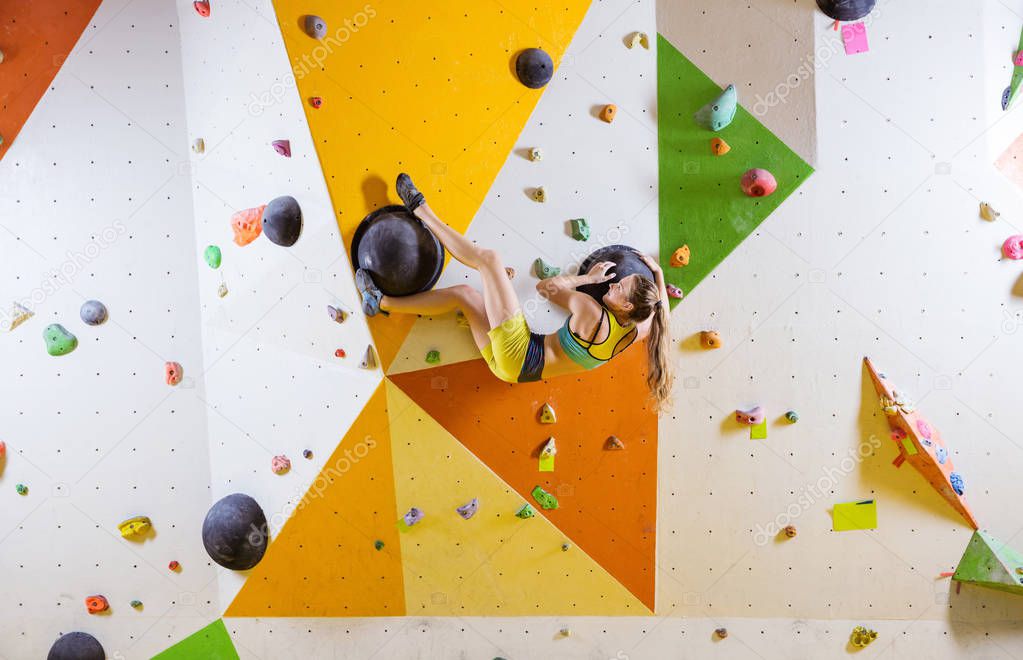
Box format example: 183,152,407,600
515,503,536,519
204,245,222,269
43,324,77,356
130,599,143,609
533,258,561,280
785,410,799,423
15,483,28,495
531,485,559,510
425,350,440,364
569,218,590,241
374,540,385,551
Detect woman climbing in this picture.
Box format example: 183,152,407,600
355,174,675,409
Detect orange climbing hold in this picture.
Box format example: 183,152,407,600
700,331,722,349
85,595,109,614
231,205,265,246
600,104,617,123
710,137,731,155
670,245,690,267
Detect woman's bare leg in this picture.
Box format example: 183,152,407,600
380,284,490,351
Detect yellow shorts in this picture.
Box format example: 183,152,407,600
481,313,531,383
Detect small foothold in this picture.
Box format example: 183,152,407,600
850,626,878,648
0,50,4,64
168,560,181,572
670,245,690,267
327,305,347,323
735,406,765,425
118,516,152,538
204,245,222,269
783,525,797,538
309,96,323,108
271,139,291,157
85,595,109,614
559,628,571,637
891,428,907,441
540,437,557,458
694,84,738,131
532,186,547,203
505,267,516,280
402,507,424,527
374,539,385,550
531,485,559,510
165,361,183,386
455,311,470,328
741,168,778,197
539,403,557,424
80,300,108,326
533,257,561,279
6,301,33,331
0,440,5,460
666,283,684,299
193,1,210,17
43,324,77,356
217,282,229,298
360,344,377,369
302,449,312,459
262,195,303,247
15,483,28,495
456,497,479,520
935,446,947,464
425,349,441,364
600,104,617,123
710,137,731,155
715,628,728,639
334,348,346,358
515,48,554,89
1003,235,1023,260
627,31,650,49
192,137,205,153
569,218,590,241
516,503,536,519
130,600,143,609
561,542,571,551
303,15,327,39
700,330,722,349
231,205,265,246
529,147,543,162
605,435,625,450
1015,50,1023,66
271,455,291,475
980,202,1000,221
785,410,799,423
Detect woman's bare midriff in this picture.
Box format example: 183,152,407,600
540,332,588,378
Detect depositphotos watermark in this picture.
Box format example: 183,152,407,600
752,433,883,546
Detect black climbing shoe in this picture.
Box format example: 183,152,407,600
355,268,383,317
396,173,425,212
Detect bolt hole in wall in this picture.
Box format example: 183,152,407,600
4,0,1023,658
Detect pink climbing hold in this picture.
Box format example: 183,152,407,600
916,418,932,439
1002,234,1023,260
735,406,765,425
272,140,291,157
271,455,291,475
165,361,183,386
741,168,778,197
1015,50,1023,66
666,283,684,299
193,1,210,17
231,205,265,246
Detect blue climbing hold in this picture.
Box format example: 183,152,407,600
949,472,965,496
694,84,737,132
935,446,947,465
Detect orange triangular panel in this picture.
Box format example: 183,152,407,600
225,382,406,616
863,357,979,529
390,348,658,611
269,0,592,370
0,1,101,160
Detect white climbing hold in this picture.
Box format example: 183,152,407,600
540,437,557,458
360,344,377,369
627,32,650,49
529,147,543,162
192,138,205,154
5,302,33,331
217,282,228,298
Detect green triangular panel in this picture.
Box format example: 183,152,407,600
953,530,1023,595
657,34,814,307
151,619,239,660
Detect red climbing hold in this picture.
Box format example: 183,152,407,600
168,560,181,572
193,1,210,17
334,348,346,358
309,97,323,109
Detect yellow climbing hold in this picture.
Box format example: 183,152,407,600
980,202,1000,221
118,516,152,538
539,403,557,424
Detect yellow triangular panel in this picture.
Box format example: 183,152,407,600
384,381,648,615
270,1,592,370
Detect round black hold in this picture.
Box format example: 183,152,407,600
515,48,554,89
351,205,445,297
815,0,876,21
576,244,654,303
47,632,105,660
262,195,303,247
202,493,268,571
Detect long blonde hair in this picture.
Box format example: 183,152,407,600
627,277,674,410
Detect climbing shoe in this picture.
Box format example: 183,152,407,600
396,173,425,212
355,268,383,317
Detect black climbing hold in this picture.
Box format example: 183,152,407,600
815,0,876,21
201,493,268,571
262,195,303,247
351,205,445,297
515,48,554,89
576,244,655,304
47,632,105,660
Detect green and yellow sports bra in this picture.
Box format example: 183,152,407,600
557,306,637,370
